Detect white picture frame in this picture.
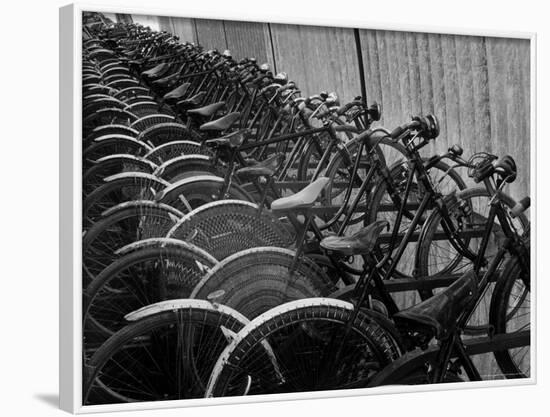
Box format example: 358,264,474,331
60,2,537,413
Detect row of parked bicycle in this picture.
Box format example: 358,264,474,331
81,19,530,405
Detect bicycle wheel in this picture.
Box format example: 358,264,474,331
321,136,404,229
83,240,217,341
206,298,401,397
157,175,253,213
154,155,224,182
84,125,138,148
84,97,126,115
83,154,157,195
83,108,138,134
366,159,467,280
83,135,152,163
144,140,213,165
167,200,295,260
417,187,528,284
136,122,201,148
191,247,337,319
416,187,529,335
83,173,169,227
130,114,175,132
125,101,163,118
82,201,182,284
296,125,355,182
84,301,248,405
489,245,530,378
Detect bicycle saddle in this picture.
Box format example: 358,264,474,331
320,220,389,256
205,129,250,148
236,153,285,179
188,102,226,118
163,82,190,102
271,177,330,211
495,155,517,183
177,91,206,109
152,71,179,87
394,270,478,339
141,62,169,78
199,112,241,132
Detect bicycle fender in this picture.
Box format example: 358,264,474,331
114,237,218,270
100,199,184,219
124,298,250,325
102,171,170,186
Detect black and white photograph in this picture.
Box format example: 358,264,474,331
78,5,532,411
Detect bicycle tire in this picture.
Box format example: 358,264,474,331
143,140,213,165
83,172,169,227
489,243,530,378
157,175,253,213
136,122,201,148
82,200,182,283
83,301,248,404
366,159,467,280
84,125,138,147
130,114,175,132
321,136,403,230
83,135,152,163
206,298,401,397
83,154,157,195
83,240,218,340
417,187,528,289
190,246,337,319
167,200,295,260
153,155,224,182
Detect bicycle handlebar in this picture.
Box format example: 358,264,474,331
389,115,440,141
511,197,530,218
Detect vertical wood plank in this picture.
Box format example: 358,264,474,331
194,18,227,50
455,35,476,155
486,38,509,157
223,20,271,64
416,33,434,119
396,31,413,118
360,30,383,109
428,34,450,155
269,23,359,103
405,32,422,116
514,38,531,197
471,37,492,151
168,17,196,43
139,14,531,202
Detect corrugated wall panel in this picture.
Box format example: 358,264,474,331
223,20,272,65
194,18,228,50
270,23,360,103
171,17,196,43
486,37,530,197
132,16,530,200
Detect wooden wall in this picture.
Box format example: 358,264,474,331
134,15,531,200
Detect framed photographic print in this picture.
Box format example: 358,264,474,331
60,2,535,413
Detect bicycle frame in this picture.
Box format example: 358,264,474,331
368,175,530,385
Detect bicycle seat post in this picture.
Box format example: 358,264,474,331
287,208,313,276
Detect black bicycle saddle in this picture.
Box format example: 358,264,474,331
394,270,478,339
320,220,389,256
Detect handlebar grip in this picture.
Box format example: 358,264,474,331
390,125,406,140
495,155,517,183
252,73,272,86
449,144,463,156
336,103,352,115
511,197,530,218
